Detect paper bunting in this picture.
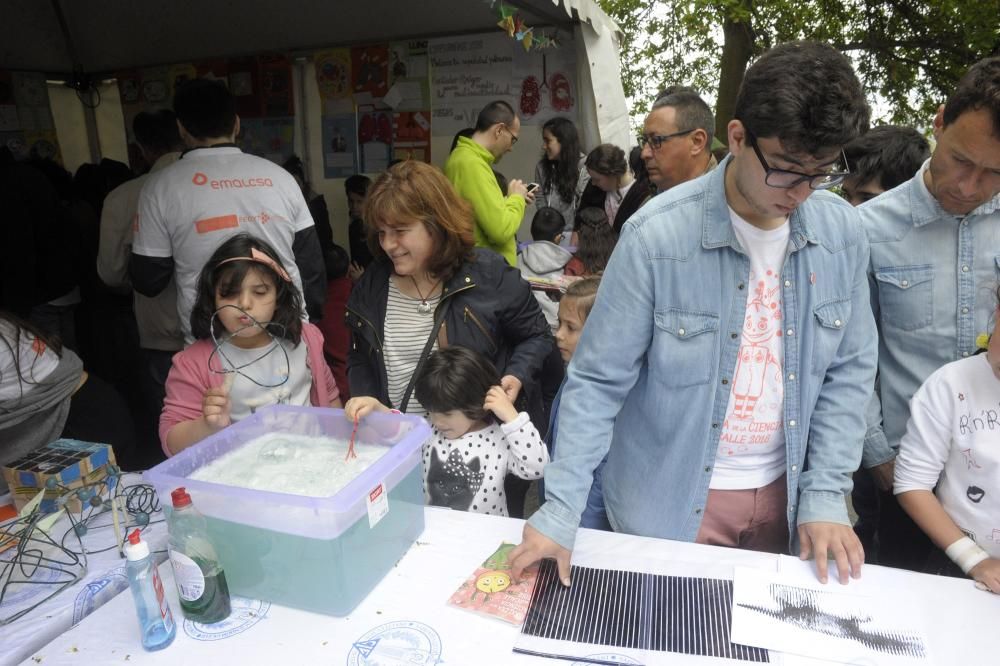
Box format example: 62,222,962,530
498,15,516,37
494,2,558,51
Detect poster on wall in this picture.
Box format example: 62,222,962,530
385,40,430,111
429,31,576,135
321,114,358,178
352,45,389,98
260,55,294,117
239,117,295,164
315,48,352,107
357,107,392,173
511,35,576,124
392,111,431,163
428,32,514,134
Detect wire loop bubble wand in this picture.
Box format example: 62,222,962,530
207,304,292,407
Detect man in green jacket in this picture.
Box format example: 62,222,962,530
444,100,535,265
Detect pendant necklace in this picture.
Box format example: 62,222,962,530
409,275,441,315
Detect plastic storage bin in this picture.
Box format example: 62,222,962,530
145,405,429,616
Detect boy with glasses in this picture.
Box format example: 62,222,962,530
445,100,535,266
511,41,876,587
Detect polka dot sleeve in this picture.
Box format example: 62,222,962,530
499,411,549,480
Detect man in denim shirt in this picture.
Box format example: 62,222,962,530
859,57,1000,570
511,42,876,586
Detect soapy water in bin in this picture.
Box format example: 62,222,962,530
190,432,387,498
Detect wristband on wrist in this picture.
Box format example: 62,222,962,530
945,536,990,574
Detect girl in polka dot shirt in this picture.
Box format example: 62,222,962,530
347,346,548,516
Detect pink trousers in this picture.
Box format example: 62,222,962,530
695,474,789,554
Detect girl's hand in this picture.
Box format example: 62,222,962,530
345,396,390,421
348,261,365,282
969,558,1000,593
203,384,232,430
484,385,519,424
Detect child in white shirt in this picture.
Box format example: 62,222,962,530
895,297,1000,593
346,346,548,516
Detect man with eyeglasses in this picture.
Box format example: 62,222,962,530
444,100,535,266
511,41,876,587
639,89,718,193
857,56,1000,573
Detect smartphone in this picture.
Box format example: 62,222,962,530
526,182,540,193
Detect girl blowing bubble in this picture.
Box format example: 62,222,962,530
160,234,341,455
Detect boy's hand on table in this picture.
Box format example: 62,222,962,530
798,521,864,584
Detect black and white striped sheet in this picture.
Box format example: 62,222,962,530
515,560,769,664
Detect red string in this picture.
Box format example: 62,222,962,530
346,414,359,461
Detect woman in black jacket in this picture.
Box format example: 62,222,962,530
344,161,552,416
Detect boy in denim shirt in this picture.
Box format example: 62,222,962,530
512,41,876,586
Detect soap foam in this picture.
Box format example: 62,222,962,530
190,432,386,498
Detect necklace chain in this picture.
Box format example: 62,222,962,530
408,275,441,314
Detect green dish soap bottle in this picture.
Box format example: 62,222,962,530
167,487,232,624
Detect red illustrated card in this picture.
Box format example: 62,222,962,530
448,542,539,625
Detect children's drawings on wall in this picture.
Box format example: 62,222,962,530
315,49,352,104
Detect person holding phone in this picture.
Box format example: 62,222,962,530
444,100,535,266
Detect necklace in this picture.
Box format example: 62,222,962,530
409,275,441,315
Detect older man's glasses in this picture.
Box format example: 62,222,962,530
746,130,850,190
501,124,519,145
637,129,695,151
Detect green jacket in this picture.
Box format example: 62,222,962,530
444,136,525,265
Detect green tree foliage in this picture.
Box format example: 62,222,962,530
600,0,1000,139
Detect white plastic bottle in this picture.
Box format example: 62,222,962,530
124,529,176,651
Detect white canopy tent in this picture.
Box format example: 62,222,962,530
2,0,630,243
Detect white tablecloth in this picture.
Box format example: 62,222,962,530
20,507,998,665
0,476,167,666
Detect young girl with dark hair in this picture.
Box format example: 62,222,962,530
534,117,588,247
161,234,341,455
565,207,618,276
346,346,548,516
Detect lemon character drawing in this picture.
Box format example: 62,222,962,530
472,571,511,602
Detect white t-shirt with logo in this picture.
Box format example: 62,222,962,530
133,146,313,342
710,209,790,490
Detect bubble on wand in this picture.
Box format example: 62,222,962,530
207,304,291,389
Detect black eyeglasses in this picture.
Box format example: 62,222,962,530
637,129,695,151
745,130,850,190
501,124,519,145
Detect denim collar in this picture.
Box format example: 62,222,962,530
701,154,818,254
909,158,1000,223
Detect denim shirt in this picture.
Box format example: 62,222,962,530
528,157,877,552
859,162,1000,468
